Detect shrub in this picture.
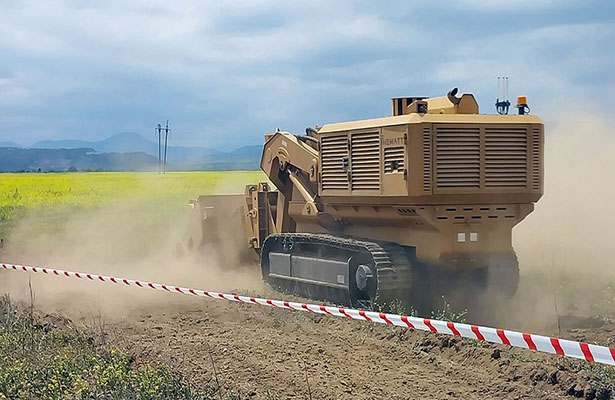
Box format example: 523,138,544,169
0,295,208,399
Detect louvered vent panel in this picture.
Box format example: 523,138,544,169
321,134,349,191
384,146,405,173
350,131,380,191
532,127,541,190
435,127,480,188
485,127,528,187
423,127,431,192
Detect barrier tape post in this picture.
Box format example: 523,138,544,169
2,262,614,366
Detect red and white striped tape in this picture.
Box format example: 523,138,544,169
2,262,614,366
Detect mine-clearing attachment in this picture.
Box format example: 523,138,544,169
180,193,256,265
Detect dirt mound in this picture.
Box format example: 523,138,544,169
96,296,613,400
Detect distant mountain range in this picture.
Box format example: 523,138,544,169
0,141,22,148
31,132,225,163
0,147,159,172
0,133,262,172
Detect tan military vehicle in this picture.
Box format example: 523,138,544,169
182,88,543,311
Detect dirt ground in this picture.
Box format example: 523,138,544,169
76,293,611,400
1,257,613,400
2,249,614,399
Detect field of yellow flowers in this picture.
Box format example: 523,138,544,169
0,171,263,238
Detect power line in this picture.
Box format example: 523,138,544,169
155,121,171,174
156,123,162,174
163,120,170,174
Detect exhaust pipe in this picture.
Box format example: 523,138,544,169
447,87,461,105
296,135,318,145
305,126,319,136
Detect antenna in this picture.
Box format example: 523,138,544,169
495,76,511,115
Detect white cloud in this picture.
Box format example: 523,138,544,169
0,0,613,149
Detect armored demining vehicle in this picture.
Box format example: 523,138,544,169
181,88,543,311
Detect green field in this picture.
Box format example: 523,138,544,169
0,171,265,265
0,171,264,239
0,171,264,217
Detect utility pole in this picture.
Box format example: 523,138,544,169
163,120,171,174
156,123,162,174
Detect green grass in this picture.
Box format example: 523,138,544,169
430,295,468,323
564,359,615,394
0,295,215,399
0,171,264,213
0,171,264,239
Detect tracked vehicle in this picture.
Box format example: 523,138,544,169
182,88,543,310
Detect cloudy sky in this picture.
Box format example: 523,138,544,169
1,0,614,150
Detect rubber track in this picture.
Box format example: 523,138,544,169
262,233,412,309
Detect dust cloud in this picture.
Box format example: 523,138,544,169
516,115,615,275
0,176,263,321
490,113,615,331
1,117,614,334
